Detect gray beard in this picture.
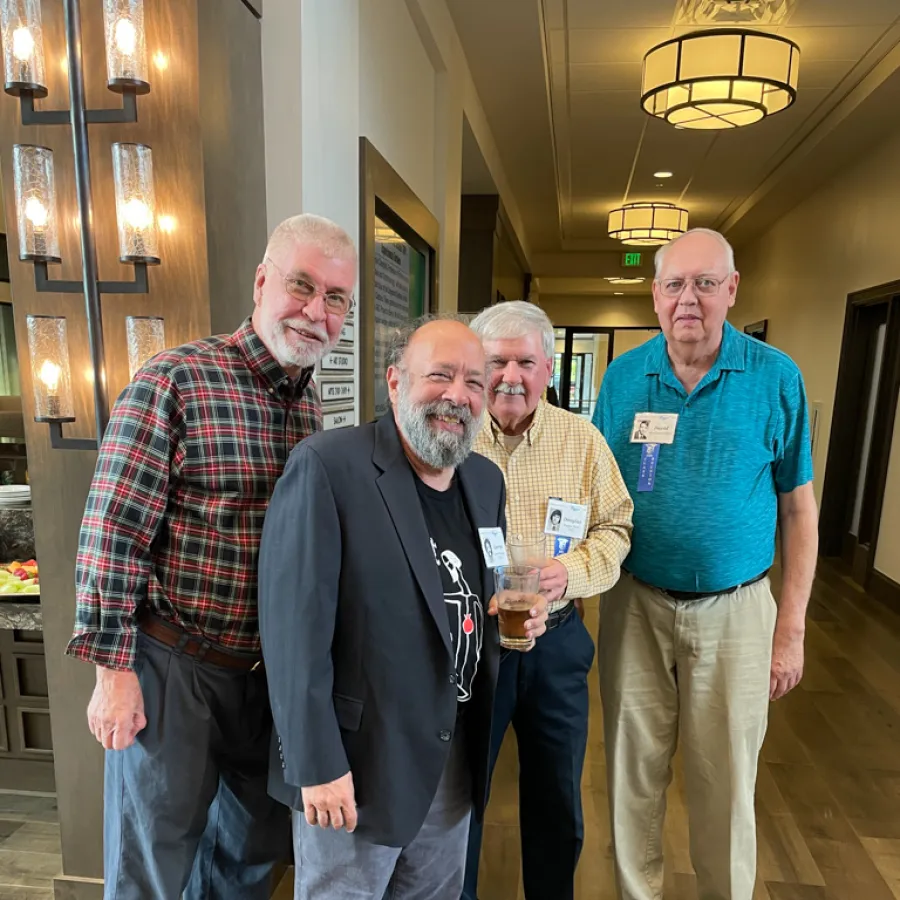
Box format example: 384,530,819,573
396,384,483,470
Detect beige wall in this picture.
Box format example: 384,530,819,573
734,125,900,580
540,294,657,328
614,328,659,359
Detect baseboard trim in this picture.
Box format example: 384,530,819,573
54,876,103,900
871,569,900,614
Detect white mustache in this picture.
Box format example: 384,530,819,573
494,382,526,396
283,320,327,343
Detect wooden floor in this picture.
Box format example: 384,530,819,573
0,790,60,899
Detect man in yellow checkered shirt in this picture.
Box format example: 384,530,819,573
462,301,634,900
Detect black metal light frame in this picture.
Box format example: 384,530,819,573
5,0,153,451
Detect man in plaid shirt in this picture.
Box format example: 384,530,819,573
66,214,357,899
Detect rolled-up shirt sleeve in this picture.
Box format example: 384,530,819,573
66,368,181,671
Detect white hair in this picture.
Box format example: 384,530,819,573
654,228,735,277
263,213,358,265
469,300,554,359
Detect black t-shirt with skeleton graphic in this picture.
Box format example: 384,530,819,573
415,475,484,704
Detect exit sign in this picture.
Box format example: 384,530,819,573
622,252,642,267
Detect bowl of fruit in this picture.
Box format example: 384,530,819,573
0,559,39,600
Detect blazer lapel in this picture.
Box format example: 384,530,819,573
374,415,452,657
458,461,498,616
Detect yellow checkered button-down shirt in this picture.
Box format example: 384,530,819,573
475,401,633,601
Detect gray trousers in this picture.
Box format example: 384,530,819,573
103,631,291,900
293,723,472,899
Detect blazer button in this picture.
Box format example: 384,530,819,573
449,674,457,684
439,730,451,742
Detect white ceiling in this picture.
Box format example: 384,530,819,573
447,0,900,294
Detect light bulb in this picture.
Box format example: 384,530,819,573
123,197,151,229
24,197,48,228
39,360,60,392
12,26,35,62
114,17,137,55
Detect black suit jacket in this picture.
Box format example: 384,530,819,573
258,412,505,847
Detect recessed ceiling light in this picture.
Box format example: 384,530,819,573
614,292,624,295
654,171,674,178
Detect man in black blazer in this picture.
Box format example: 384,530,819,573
258,318,549,899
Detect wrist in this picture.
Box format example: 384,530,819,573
774,615,805,638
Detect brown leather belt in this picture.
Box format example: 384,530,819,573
137,610,262,671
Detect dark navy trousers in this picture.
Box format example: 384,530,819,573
462,608,595,900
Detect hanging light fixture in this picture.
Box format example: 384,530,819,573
0,0,163,450
641,29,799,129
608,202,689,246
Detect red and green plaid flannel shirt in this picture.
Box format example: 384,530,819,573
67,318,322,671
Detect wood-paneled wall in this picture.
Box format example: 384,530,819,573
0,0,216,889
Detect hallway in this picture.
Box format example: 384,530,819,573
476,558,900,899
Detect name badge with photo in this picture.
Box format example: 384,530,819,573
543,499,588,540
630,412,678,445
478,528,509,568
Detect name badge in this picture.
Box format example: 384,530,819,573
631,413,678,445
478,528,509,568
552,535,572,557
638,444,660,492
544,499,588,540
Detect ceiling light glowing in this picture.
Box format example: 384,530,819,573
608,202,689,246
641,29,800,130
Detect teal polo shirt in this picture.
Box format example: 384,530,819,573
592,322,813,593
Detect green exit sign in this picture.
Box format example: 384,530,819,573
622,252,642,268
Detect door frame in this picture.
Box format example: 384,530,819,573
554,326,661,414
819,280,900,588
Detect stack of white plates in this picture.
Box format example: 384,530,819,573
0,485,31,508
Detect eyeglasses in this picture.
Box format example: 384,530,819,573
266,257,354,315
656,275,731,298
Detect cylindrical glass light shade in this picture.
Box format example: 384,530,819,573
0,0,46,97
103,0,149,94
641,29,799,130
126,316,165,377
112,142,159,264
26,315,75,422
13,144,61,263
608,202,689,246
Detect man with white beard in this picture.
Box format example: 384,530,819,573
69,214,356,899
259,317,550,899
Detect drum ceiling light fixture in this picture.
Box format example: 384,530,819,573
640,29,800,130
608,202,689,247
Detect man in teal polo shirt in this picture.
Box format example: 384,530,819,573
592,228,818,900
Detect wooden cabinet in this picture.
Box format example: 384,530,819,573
0,627,54,792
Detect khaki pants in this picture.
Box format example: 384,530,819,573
598,573,777,900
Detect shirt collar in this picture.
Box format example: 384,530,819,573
230,317,313,394
486,399,547,447
645,321,747,381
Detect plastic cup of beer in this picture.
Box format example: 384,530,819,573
508,533,547,568
494,565,541,651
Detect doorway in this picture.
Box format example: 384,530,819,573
820,282,900,591
551,326,660,420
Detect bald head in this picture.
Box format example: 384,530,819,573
387,316,487,472
655,228,734,278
